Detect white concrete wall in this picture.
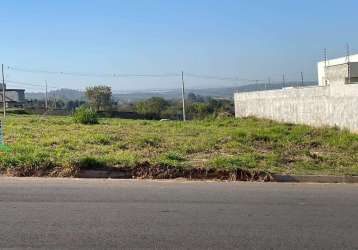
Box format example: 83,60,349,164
236,59,358,132
235,64,358,132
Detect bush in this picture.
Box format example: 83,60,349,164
134,97,170,119
73,106,98,125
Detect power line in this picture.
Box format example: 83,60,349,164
5,83,59,93
6,65,180,78
8,65,270,83
6,79,58,88
186,73,264,82
5,64,317,93
6,80,44,88
8,85,44,92
6,64,318,82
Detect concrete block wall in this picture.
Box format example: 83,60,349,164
234,84,358,132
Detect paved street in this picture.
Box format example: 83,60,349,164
0,178,357,249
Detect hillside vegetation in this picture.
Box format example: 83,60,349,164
0,115,357,177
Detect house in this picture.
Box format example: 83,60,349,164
318,54,358,86
234,54,358,132
0,84,26,107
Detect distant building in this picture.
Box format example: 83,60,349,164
0,84,26,107
318,54,358,86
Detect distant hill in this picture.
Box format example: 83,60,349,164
25,81,317,101
26,88,85,101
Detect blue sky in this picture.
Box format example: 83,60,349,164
1,0,357,92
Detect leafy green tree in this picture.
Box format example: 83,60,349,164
135,97,169,119
85,86,112,111
66,100,76,112
161,103,182,120
56,99,66,109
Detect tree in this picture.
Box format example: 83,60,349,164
185,102,210,119
56,99,65,109
66,100,76,112
134,97,169,119
187,93,198,102
85,86,112,111
187,92,205,103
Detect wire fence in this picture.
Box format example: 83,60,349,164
0,63,319,125
4,64,317,96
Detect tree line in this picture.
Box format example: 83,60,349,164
25,85,234,120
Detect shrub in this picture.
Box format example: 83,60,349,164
134,97,170,119
73,106,98,125
155,151,187,167
136,135,161,147
77,156,106,169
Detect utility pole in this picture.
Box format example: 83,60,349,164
264,80,266,90
346,43,351,85
324,48,327,68
45,80,48,111
267,77,271,90
324,48,328,85
1,64,5,146
346,43,351,63
300,72,304,87
53,93,57,110
2,64,5,119
282,74,286,88
181,71,186,121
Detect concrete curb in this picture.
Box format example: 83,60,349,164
271,174,358,183
77,170,358,183
78,170,132,179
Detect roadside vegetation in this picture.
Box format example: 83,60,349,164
0,115,357,177
73,106,98,124
24,87,234,120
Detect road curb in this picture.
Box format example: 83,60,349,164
271,174,358,183
78,169,132,179
77,170,358,183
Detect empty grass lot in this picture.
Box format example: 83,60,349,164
0,115,357,177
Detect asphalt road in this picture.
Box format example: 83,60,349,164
0,178,357,249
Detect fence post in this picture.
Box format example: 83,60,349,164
0,120,3,145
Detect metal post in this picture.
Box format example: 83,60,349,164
346,43,350,63
1,64,5,146
324,48,327,68
282,74,286,88
324,48,328,85
300,72,304,87
268,77,271,90
181,71,186,121
347,43,351,85
53,93,57,109
264,81,266,90
2,64,5,119
45,80,48,110
0,119,3,145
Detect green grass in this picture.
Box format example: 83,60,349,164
0,115,358,176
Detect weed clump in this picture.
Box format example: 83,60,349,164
73,106,98,125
